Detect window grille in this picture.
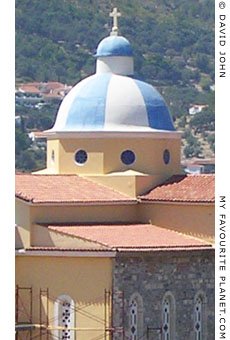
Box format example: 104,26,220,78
130,298,138,340
54,295,75,340
162,298,170,340
195,297,202,340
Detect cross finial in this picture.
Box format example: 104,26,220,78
110,7,121,36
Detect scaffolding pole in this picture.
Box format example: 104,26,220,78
15,286,33,340
105,289,113,340
105,289,107,340
39,288,49,340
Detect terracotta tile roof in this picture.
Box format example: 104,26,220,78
43,93,62,98
32,131,46,139
117,247,214,253
24,82,41,87
139,174,215,203
45,82,65,90
24,247,113,252
47,224,212,250
183,158,215,166
15,174,136,204
19,86,40,93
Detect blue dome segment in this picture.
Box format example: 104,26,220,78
51,73,176,133
64,73,112,131
134,80,175,131
95,36,133,57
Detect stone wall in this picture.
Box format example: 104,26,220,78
112,249,214,340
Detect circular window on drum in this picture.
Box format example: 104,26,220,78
163,149,170,165
75,150,88,165
121,150,136,165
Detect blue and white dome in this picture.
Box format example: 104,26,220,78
50,34,175,133
95,36,133,57
52,73,175,132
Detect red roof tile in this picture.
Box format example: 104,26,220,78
47,224,212,250
24,82,41,87
45,82,65,90
24,247,113,252
43,93,61,98
32,131,46,139
23,246,212,253
19,85,40,93
15,174,136,204
139,174,215,203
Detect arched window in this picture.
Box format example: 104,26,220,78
162,292,176,340
194,292,206,340
129,293,143,340
54,295,75,340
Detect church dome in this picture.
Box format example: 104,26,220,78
51,73,175,132
95,36,133,57
49,15,175,134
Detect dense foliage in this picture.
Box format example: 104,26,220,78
16,0,214,85
15,0,215,170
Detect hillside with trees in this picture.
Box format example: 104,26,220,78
15,0,215,171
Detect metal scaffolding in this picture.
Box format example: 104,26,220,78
15,286,163,340
15,286,124,340
15,285,34,340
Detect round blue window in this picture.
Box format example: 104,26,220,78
75,150,87,165
121,150,135,165
163,149,170,164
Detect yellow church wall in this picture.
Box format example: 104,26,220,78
88,173,167,197
30,203,138,225
16,255,112,340
88,174,137,197
47,137,181,176
135,174,166,196
15,199,31,248
58,138,104,174
32,224,108,249
139,202,214,243
15,227,24,249
47,139,60,173
103,137,181,175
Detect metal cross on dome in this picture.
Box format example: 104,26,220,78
110,7,121,36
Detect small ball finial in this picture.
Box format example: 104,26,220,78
109,7,121,36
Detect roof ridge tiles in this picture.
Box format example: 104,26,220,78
44,222,146,227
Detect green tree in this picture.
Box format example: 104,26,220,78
16,149,37,171
195,54,211,73
189,109,215,133
15,127,31,155
184,143,203,158
207,133,215,152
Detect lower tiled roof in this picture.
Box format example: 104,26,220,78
139,174,215,203
47,223,212,250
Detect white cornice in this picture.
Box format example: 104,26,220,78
43,130,182,140
16,196,214,207
15,197,137,206
15,249,116,257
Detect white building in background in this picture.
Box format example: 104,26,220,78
189,104,208,115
